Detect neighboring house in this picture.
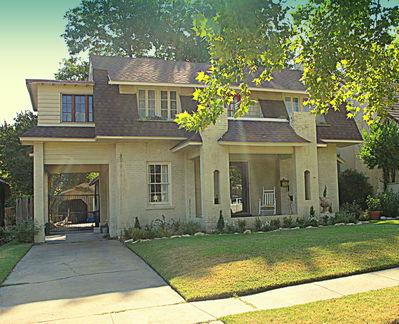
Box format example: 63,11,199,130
338,104,399,193
21,56,362,242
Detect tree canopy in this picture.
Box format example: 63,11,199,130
0,111,37,202
176,0,399,131
359,119,399,190
54,57,89,81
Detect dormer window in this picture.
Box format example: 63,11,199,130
138,90,178,120
226,94,262,118
284,96,299,116
62,95,93,122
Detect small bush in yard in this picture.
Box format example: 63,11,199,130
306,206,318,227
295,217,305,228
217,213,225,232
341,202,362,219
0,221,37,244
254,217,262,231
282,217,293,228
261,221,272,232
270,218,281,230
237,219,246,233
376,191,399,217
339,169,373,208
225,222,237,233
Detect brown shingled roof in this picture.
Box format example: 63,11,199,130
21,126,95,139
90,55,306,91
316,109,363,143
220,120,309,144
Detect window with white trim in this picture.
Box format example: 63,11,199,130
226,94,262,118
138,90,178,120
148,163,170,203
284,96,300,116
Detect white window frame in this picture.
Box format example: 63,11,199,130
147,162,172,205
284,96,301,115
138,89,179,120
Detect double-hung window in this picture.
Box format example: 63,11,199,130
148,163,170,203
284,96,300,116
226,94,241,117
61,95,93,122
138,90,178,119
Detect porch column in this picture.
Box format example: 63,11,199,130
33,143,45,242
107,144,121,237
199,113,231,231
99,164,109,223
290,112,320,218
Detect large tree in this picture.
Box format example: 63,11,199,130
57,0,213,80
0,111,37,201
359,119,399,190
54,57,89,81
176,0,291,131
176,0,399,131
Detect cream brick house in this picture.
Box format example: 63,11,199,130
21,56,362,242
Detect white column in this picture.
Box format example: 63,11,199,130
33,143,45,242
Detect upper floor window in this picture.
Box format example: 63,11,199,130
138,90,178,120
284,96,299,116
226,94,262,118
62,95,93,122
227,94,241,117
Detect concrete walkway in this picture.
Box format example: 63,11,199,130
1,234,399,324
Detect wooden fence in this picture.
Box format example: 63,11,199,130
16,197,34,224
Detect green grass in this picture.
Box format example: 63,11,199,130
372,219,399,225
128,225,399,301
0,242,32,284
221,286,399,323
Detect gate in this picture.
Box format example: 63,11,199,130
48,194,100,234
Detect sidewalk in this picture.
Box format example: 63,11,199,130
36,267,399,324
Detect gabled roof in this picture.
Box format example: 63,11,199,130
90,55,306,92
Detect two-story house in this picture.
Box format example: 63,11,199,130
21,55,362,242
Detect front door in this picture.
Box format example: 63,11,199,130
229,162,250,215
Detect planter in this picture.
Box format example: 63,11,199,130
368,210,381,220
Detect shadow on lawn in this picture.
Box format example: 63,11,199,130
133,226,399,301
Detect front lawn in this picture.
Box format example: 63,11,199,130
221,285,399,323
129,225,399,301
0,243,32,284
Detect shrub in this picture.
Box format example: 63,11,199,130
295,217,305,228
217,213,225,232
306,206,318,227
225,222,237,233
261,221,272,232
175,221,202,235
237,219,246,233
270,218,281,230
0,221,37,244
254,217,262,231
282,217,293,228
339,169,373,208
340,202,362,219
134,217,141,229
366,196,382,211
376,191,399,217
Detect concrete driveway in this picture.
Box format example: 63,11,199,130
0,233,214,324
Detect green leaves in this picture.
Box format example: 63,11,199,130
0,112,37,202
176,0,291,131
293,0,399,123
359,119,399,190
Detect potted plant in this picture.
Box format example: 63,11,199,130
320,185,330,213
366,196,382,220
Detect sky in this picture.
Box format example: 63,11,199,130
0,0,396,124
0,0,81,123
